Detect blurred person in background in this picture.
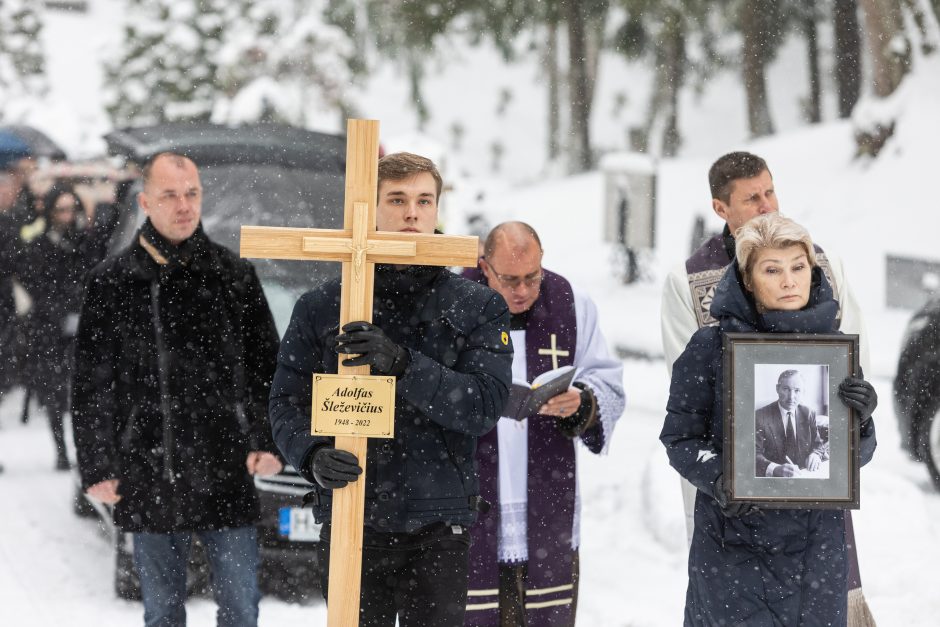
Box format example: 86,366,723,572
0,145,35,475
660,214,877,626
19,184,107,469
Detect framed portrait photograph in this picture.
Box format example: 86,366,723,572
722,332,860,509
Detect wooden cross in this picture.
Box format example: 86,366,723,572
538,333,570,370
240,119,479,626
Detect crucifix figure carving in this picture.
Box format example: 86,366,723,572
538,333,570,370
240,119,479,626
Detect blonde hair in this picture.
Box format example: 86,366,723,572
735,214,816,289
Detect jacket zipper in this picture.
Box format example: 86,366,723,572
149,280,175,484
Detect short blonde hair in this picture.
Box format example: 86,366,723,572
735,214,817,288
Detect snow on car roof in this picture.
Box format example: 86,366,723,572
104,122,346,172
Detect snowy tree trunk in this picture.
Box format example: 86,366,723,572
802,0,822,123
854,0,937,156
661,11,684,157
565,1,594,172
741,0,775,137
584,10,605,110
544,22,562,162
901,0,940,53
408,55,430,131
858,0,910,98
834,0,863,118
642,9,684,157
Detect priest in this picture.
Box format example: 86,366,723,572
464,221,625,627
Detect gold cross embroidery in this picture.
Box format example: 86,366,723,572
538,333,570,370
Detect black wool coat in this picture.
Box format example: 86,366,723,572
20,227,104,410
660,264,877,627
0,214,25,391
71,222,280,532
269,264,513,533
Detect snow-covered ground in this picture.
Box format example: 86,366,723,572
2,324,939,626
4,1,940,624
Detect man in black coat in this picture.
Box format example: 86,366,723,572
269,152,513,627
755,369,827,477
71,153,283,627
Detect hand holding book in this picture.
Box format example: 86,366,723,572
539,388,582,417
503,365,577,421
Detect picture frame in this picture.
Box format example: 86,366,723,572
722,332,860,509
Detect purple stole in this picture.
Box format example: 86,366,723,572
465,268,578,627
684,233,861,591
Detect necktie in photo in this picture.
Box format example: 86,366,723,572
785,411,799,465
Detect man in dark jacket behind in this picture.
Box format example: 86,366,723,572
269,152,513,627
71,153,283,627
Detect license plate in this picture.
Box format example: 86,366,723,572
278,507,321,542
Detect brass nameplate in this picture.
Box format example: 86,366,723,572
311,373,395,438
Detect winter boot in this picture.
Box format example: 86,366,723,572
50,407,70,471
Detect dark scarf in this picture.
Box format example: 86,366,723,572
374,263,442,299
371,263,444,336
466,267,579,627
139,218,209,271
710,263,839,335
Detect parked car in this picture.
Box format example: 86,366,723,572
893,296,940,489
71,121,347,599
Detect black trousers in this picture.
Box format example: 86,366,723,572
317,521,471,627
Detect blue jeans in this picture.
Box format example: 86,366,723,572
133,527,260,627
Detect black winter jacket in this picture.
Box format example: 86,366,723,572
661,264,876,626
20,226,105,409
269,264,512,533
71,221,280,532
0,214,25,391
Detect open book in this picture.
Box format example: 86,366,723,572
503,365,577,421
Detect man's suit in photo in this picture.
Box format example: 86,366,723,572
755,402,825,476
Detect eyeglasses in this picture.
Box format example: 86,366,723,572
483,259,542,289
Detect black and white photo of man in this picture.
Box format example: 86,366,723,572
754,366,829,479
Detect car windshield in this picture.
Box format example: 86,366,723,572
118,162,345,335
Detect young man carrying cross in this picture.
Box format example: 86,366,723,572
268,152,513,627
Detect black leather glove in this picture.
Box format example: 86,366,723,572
334,321,411,377
714,474,758,518
309,446,362,490
838,376,877,425
555,386,596,438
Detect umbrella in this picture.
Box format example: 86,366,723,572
0,125,68,162
0,130,31,170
